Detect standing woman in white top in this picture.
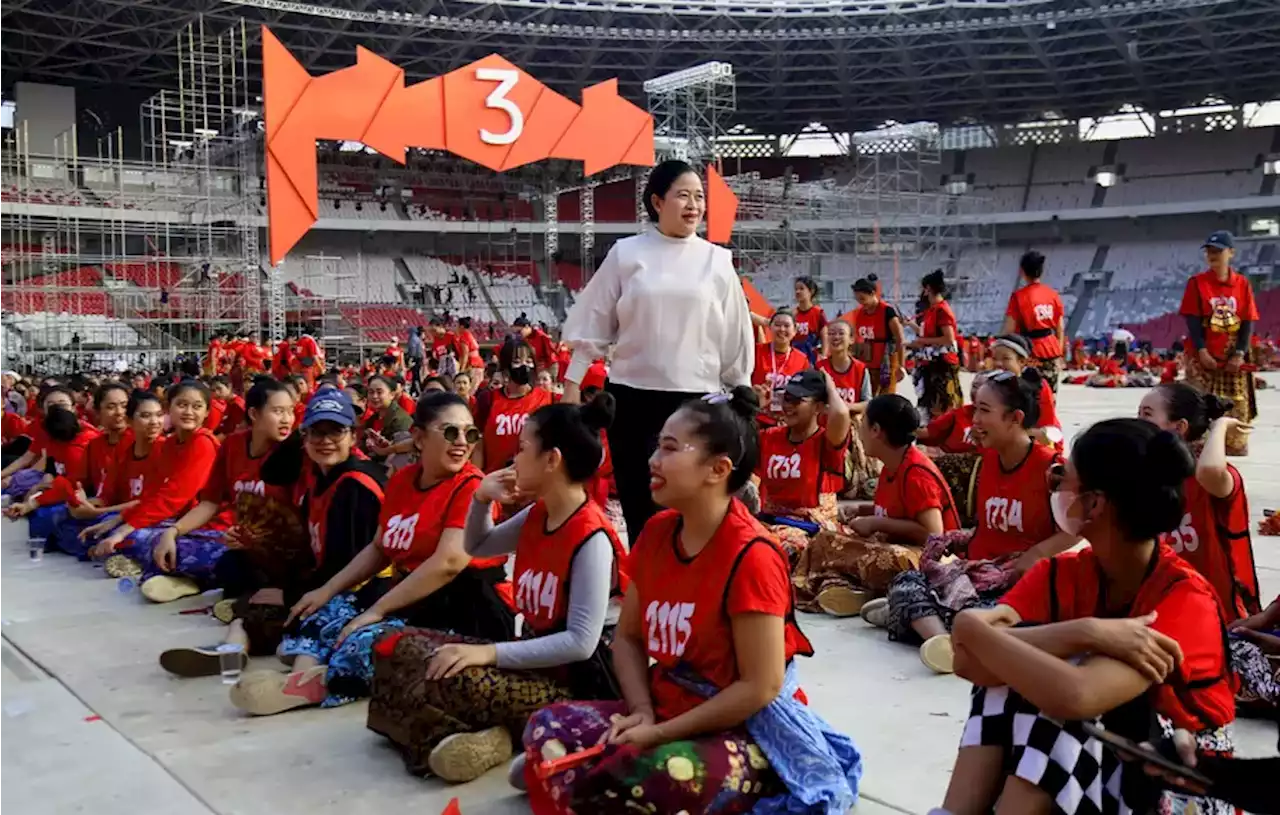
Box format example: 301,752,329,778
560,159,754,541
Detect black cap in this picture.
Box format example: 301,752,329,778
783,370,826,400
1202,230,1234,250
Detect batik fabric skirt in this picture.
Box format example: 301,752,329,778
112,525,228,583
1230,635,1279,711
792,527,921,611
1030,356,1063,394
1185,353,1257,456
280,566,516,708
523,700,784,815
961,684,1234,815
367,626,582,775
915,358,964,418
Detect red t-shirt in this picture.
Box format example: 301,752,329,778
481,388,553,472
198,429,294,516
431,334,456,363
1006,282,1065,360
751,344,809,415
968,442,1059,561
101,437,168,508
920,302,960,365
120,428,221,530
396,392,416,415
39,425,100,483
526,329,559,373
454,329,484,369
205,398,226,433
1160,468,1259,623
1001,545,1235,732
376,462,493,572
218,396,247,436
629,500,813,721
852,302,897,368
756,426,846,512
241,343,268,372
873,444,960,530
1179,270,1259,361
2,411,29,443
918,404,977,454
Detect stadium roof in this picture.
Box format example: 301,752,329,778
4,0,1280,134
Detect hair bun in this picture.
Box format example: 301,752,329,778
1201,393,1234,423
727,385,761,420
578,391,616,433
1146,430,1195,486
1020,366,1043,386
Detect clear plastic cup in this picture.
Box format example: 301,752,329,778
28,537,46,564
217,643,245,685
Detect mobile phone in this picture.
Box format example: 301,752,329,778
1081,723,1211,786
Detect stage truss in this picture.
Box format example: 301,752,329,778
1,19,263,372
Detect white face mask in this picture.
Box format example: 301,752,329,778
1051,490,1085,536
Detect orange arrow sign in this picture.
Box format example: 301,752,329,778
263,26,656,264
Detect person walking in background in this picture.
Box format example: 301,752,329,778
405,326,425,395
851,277,906,397
1001,250,1066,393
558,159,753,541
1179,230,1259,456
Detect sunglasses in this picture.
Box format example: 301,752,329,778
433,423,481,445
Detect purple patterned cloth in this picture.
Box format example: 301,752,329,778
3,468,44,498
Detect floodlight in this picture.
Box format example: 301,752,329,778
1094,170,1117,188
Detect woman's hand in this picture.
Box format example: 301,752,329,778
1090,612,1183,684
425,643,497,680
476,467,520,505
80,515,119,542
847,516,878,537
72,481,91,507
4,498,37,518
335,609,384,645
286,587,334,625
151,527,179,572
1138,729,1209,795
1197,348,1218,371
1209,415,1250,437
604,709,657,744
248,587,285,606
1224,352,1244,373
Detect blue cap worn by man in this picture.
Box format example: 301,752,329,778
1202,230,1234,250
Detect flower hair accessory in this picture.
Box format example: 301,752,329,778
702,392,732,405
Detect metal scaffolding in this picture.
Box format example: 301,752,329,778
1,17,262,372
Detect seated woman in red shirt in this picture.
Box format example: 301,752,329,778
755,369,850,546
82,380,223,599
751,309,810,422
800,394,962,618
915,372,987,454
989,334,1063,450
54,389,167,559
868,369,1078,674
365,396,628,781
2,384,98,502
522,387,862,814
944,419,1236,815
231,392,513,713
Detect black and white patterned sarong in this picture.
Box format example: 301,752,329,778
960,685,1233,815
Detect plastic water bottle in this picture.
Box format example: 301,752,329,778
217,643,245,685
117,577,138,594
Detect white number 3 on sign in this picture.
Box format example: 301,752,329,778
477,68,524,146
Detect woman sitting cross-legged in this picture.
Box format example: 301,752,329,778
796,393,961,618
53,388,167,558
82,379,224,600
866,369,1080,675
365,395,628,781
159,387,373,678
230,392,514,714
941,418,1236,815
754,369,850,558
523,388,862,815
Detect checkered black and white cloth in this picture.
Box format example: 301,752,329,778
959,685,1235,815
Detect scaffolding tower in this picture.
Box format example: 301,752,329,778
1,17,262,373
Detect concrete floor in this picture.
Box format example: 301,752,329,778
3,375,1279,815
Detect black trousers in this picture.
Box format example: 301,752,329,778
604,381,704,544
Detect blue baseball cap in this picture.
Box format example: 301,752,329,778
302,389,356,429
1202,230,1234,250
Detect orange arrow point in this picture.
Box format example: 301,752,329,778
705,163,738,244
363,75,445,161
552,79,652,176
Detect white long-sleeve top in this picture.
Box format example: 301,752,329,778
561,229,754,393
